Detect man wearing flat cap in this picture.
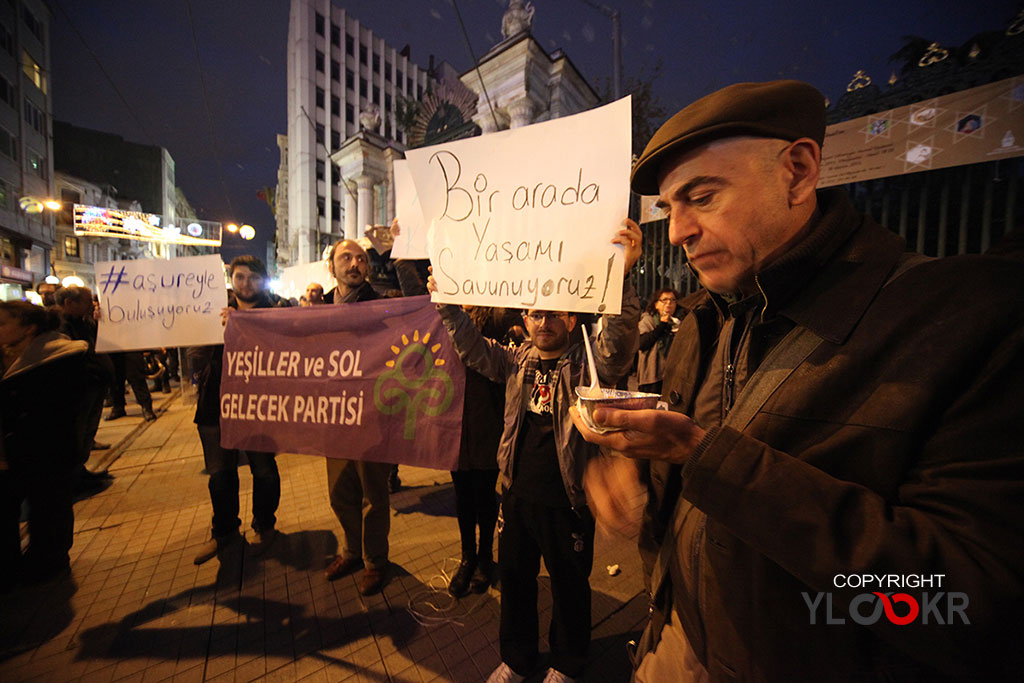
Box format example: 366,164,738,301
572,80,1024,681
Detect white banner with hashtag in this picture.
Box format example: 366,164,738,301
95,255,228,352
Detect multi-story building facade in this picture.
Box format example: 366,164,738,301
0,0,53,300
281,0,431,266
52,171,140,290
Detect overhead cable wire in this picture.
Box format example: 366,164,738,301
450,0,500,131
184,0,236,217
53,0,155,143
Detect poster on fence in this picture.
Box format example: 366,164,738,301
96,254,227,352
405,96,632,314
220,295,464,469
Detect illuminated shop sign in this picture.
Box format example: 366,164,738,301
73,204,222,246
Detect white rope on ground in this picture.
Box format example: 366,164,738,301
406,555,494,627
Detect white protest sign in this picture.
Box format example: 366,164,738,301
390,159,428,258
95,254,228,352
406,97,631,314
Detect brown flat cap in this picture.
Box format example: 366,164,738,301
630,80,826,195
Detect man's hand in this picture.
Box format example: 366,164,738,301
390,217,401,238
220,307,232,327
569,405,707,464
612,218,643,274
584,454,647,537
426,265,437,294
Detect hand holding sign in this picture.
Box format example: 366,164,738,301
406,97,632,314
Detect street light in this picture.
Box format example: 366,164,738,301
238,225,255,240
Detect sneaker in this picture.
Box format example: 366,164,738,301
324,555,363,581
359,566,386,595
105,409,126,421
91,441,111,450
470,560,493,593
542,669,575,683
142,408,157,422
486,662,526,683
249,528,277,556
448,558,476,597
193,533,240,565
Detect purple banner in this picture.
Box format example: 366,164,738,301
220,295,463,470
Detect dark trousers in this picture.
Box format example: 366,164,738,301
79,385,106,461
197,425,279,537
498,489,595,678
0,458,75,581
451,469,498,562
109,351,153,411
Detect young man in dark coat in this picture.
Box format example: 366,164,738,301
191,255,290,565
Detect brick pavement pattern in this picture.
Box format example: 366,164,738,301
0,392,648,682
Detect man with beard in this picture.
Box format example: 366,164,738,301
428,223,642,683
191,255,290,565
321,239,393,596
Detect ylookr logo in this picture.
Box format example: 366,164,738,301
803,574,970,626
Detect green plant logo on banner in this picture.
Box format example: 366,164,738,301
374,329,454,439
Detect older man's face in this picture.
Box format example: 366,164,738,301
305,283,324,304
331,241,369,289
656,137,795,295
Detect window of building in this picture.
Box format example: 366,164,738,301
331,59,340,81
60,188,79,224
385,94,391,113
346,103,354,124
331,128,340,149
0,75,14,108
314,12,324,36
316,159,325,180
373,85,379,104
385,60,391,82
384,119,391,139
330,23,340,47
27,149,45,179
372,54,379,73
315,123,324,144
359,44,367,63
346,33,354,56
331,94,339,117
315,50,324,72
332,164,341,183
0,24,12,57
407,77,413,93
417,84,423,99
0,127,16,160
331,200,340,219
64,236,80,259
315,87,324,109
22,50,46,93
346,68,354,90
0,179,8,210
21,6,43,43
317,196,325,216
359,77,367,98
23,98,43,134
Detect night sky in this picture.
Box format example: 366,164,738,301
50,0,1020,265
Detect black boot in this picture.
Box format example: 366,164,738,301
448,557,476,597
470,557,494,593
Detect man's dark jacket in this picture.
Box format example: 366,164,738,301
643,188,1024,681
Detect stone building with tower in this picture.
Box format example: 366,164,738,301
276,0,603,271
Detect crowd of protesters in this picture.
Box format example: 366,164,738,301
4,78,1023,683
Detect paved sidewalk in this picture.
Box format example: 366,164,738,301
1,392,649,682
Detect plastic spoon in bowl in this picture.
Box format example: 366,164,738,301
581,322,600,396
